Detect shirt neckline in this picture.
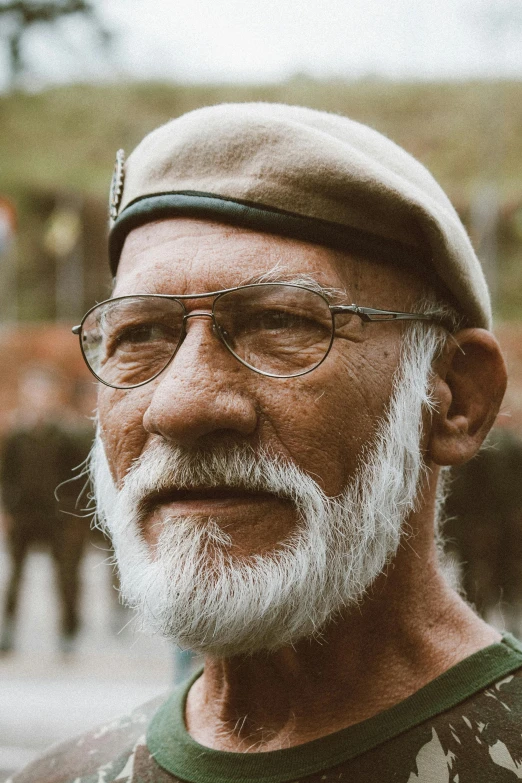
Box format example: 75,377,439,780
147,634,522,783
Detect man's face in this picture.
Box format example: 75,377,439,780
98,218,421,557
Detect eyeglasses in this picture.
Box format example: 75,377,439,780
72,283,441,389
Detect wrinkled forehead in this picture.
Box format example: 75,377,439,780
113,217,426,307
115,218,351,294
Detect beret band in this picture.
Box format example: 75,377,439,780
109,191,430,279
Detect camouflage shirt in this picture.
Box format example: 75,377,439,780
10,634,522,783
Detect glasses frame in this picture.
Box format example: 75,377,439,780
72,282,442,389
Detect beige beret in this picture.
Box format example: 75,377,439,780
109,102,491,328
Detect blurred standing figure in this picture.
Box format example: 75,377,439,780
445,427,522,631
0,365,92,654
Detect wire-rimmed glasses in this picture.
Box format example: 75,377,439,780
72,282,440,389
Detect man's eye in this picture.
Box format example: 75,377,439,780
257,310,308,330
114,323,171,346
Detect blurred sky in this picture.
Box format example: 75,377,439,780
1,0,522,90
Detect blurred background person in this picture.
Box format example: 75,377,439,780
445,427,522,633
0,364,92,655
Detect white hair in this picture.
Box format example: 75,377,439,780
90,318,448,657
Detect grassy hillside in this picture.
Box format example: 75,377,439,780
1,79,521,319
2,78,522,201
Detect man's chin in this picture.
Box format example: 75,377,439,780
139,496,298,554
114,544,329,657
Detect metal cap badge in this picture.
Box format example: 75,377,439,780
109,149,125,221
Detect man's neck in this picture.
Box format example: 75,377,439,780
185,538,500,752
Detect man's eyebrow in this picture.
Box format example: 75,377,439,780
122,265,346,300
242,268,346,301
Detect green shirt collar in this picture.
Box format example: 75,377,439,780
147,634,522,783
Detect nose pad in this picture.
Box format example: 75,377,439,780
212,319,227,342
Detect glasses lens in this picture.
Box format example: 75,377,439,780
214,284,334,377
81,296,185,388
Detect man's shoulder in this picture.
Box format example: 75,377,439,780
8,695,166,783
363,664,522,782
425,664,522,774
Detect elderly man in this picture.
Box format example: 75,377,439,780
13,103,522,782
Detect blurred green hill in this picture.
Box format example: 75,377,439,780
1,78,522,319
3,78,522,200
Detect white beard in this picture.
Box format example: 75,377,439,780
91,327,437,657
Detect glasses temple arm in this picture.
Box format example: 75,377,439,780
330,305,434,323
72,325,81,334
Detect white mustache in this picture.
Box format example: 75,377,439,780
117,439,333,525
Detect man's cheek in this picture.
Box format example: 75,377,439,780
97,389,150,485
259,381,365,495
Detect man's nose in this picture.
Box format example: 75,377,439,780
142,317,258,447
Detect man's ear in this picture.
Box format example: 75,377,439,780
426,329,507,466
